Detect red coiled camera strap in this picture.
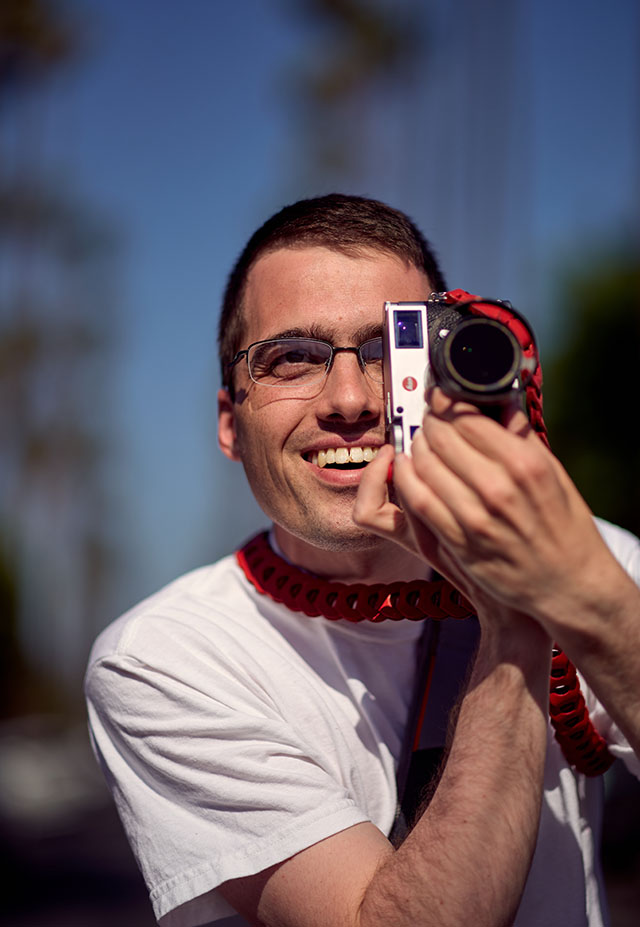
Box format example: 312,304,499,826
237,532,614,777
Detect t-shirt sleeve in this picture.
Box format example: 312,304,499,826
585,519,640,778
85,615,370,925
580,682,640,779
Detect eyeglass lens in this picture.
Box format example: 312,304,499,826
248,338,383,387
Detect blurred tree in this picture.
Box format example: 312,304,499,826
0,0,118,715
281,0,427,189
0,0,75,92
543,250,640,538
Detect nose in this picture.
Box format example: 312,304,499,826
315,350,380,424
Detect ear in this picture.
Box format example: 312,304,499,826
217,388,242,462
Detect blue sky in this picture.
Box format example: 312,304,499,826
42,0,639,620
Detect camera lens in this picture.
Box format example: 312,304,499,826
441,318,520,394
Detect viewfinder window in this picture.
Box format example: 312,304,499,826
394,310,423,348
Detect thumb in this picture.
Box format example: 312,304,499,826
353,445,413,549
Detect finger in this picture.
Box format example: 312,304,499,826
427,386,481,421
353,445,409,541
392,449,468,549
429,386,530,437
420,414,559,540
502,400,532,437
411,424,498,530
390,455,451,568
411,427,480,506
424,395,549,481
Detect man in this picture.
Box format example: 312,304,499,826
86,194,640,927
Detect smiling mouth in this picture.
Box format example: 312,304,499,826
304,446,380,469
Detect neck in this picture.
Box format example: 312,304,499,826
273,524,430,584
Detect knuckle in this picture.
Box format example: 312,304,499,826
464,507,495,539
508,449,547,486
352,496,372,526
423,425,447,457
482,478,517,514
406,496,432,525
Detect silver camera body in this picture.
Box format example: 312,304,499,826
383,301,432,455
383,295,536,454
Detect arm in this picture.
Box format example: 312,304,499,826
220,613,551,927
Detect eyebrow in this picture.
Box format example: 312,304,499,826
260,323,383,345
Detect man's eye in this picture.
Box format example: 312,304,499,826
281,350,313,364
266,348,319,368
252,342,328,381
360,338,383,363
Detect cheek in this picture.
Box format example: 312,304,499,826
236,394,303,456
233,419,298,522
234,408,285,474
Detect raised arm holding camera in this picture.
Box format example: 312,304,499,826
85,194,640,927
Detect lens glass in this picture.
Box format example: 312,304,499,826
249,339,331,385
448,322,516,389
359,337,384,382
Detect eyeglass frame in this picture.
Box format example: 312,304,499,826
227,335,385,389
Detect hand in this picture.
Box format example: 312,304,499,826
352,414,514,618
370,388,610,626
355,388,613,628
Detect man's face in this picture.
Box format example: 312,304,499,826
218,245,431,556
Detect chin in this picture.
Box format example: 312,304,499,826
262,489,387,555
288,518,385,553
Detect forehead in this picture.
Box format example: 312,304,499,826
242,246,431,344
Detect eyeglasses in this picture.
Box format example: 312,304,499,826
228,336,384,389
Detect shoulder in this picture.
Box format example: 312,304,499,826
84,547,377,721
87,552,247,661
84,550,290,709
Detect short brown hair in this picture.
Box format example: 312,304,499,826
218,193,447,391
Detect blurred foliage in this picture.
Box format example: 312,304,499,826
0,0,117,716
286,0,424,99
282,0,427,183
0,0,78,90
543,249,640,538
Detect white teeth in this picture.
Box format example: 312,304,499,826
310,446,380,468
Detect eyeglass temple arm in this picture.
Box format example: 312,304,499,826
227,349,248,369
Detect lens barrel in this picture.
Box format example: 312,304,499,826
432,317,522,403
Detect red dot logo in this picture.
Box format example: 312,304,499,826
402,376,418,391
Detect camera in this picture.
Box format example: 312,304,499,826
382,293,537,454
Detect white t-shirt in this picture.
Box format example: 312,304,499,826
85,518,640,927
